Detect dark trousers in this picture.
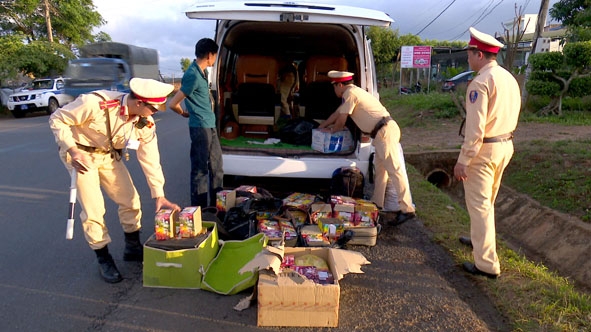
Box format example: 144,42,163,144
190,127,223,208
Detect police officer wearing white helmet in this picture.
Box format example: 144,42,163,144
454,27,521,279
49,78,181,283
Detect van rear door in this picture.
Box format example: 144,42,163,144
185,1,393,26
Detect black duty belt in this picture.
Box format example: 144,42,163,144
76,143,122,155
370,116,393,139
483,133,513,143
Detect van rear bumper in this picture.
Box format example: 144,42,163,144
222,154,370,179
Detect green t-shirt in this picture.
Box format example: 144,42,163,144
181,61,215,128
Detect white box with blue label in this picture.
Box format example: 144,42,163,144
311,128,354,153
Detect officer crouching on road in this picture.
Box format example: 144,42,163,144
49,78,182,283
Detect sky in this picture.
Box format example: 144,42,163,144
93,0,560,78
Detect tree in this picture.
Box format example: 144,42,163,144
0,0,107,81
550,0,591,42
15,40,74,77
0,0,105,46
501,4,529,72
526,41,591,115
180,58,191,72
367,26,399,64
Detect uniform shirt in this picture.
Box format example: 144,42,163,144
48,90,166,198
181,61,215,128
458,61,521,165
337,85,390,133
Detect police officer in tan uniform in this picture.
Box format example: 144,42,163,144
454,27,521,278
319,71,415,225
49,78,181,283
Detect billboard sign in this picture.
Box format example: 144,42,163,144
400,46,432,68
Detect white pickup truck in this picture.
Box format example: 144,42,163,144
7,77,73,118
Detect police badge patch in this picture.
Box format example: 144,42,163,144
469,90,478,103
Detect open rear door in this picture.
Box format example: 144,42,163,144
185,1,393,27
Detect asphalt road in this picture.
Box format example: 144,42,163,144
0,109,509,331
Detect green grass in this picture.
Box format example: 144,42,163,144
504,139,591,222
382,90,591,331
521,109,591,125
380,89,461,127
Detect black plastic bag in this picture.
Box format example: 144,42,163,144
222,206,257,240
279,118,319,146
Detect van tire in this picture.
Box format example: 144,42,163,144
11,109,25,118
47,98,59,115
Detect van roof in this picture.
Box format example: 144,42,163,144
185,1,393,27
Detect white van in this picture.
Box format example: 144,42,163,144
184,1,393,179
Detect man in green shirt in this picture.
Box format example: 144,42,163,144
169,38,223,208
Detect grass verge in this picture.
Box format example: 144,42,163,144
407,166,591,331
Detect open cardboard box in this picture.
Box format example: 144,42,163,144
239,246,370,327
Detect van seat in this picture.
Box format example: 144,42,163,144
233,55,280,126
300,55,348,120
236,55,279,87
303,55,348,84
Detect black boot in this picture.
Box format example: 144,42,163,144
94,246,123,283
123,230,143,262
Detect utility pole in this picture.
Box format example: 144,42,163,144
44,0,54,42
521,0,550,106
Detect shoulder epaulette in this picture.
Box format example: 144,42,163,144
99,99,120,110
91,91,120,110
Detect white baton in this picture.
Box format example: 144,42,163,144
66,167,77,240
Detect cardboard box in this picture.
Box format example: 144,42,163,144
285,208,309,227
283,192,317,211
143,221,219,289
240,246,370,327
353,199,379,227
311,128,354,153
154,208,178,240
309,203,332,224
177,206,203,238
300,224,330,247
216,190,236,212
317,217,346,240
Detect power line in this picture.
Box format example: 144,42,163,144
449,0,506,41
415,0,458,36
472,0,505,26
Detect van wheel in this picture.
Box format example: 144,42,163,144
11,109,25,118
47,98,59,114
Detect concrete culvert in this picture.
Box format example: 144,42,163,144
426,168,452,188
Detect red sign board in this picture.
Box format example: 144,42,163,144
400,46,432,68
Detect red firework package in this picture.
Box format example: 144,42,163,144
154,209,178,240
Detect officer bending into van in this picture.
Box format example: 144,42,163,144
49,78,181,283
318,71,416,225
